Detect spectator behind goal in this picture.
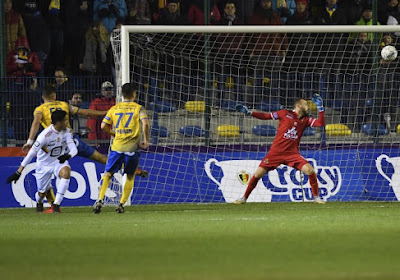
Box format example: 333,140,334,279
87,81,116,143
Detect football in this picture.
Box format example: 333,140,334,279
381,45,398,62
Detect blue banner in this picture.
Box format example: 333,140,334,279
1,147,399,208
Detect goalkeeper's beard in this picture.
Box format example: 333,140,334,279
301,108,310,117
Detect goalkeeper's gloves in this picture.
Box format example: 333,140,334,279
58,154,71,163
235,104,251,116
7,171,21,184
312,93,324,112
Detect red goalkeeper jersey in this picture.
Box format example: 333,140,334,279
252,109,325,154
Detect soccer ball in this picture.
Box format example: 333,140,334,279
381,45,398,62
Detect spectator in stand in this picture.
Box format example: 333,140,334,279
80,21,111,76
94,0,128,33
187,0,221,25
271,0,296,23
153,0,190,79
378,0,398,26
37,0,65,75
285,0,315,74
378,33,399,71
342,32,373,130
69,92,90,138
125,0,152,24
349,6,381,43
5,0,27,54
247,0,288,74
314,0,347,25
340,0,367,25
380,33,395,50
6,37,41,89
213,1,244,73
314,0,347,73
285,0,313,25
54,67,75,102
63,0,93,75
387,2,400,38
87,81,116,143
156,0,190,25
216,1,244,25
6,37,41,141
343,32,373,75
377,34,400,131
240,0,262,24
21,1,50,76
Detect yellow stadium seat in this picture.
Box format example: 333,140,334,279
397,124,400,133
306,100,317,112
225,77,234,89
217,125,240,137
326,124,352,136
185,101,205,112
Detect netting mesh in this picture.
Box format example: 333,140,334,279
106,27,400,204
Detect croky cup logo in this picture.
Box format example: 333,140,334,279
205,158,342,202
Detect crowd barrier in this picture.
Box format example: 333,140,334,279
0,145,399,208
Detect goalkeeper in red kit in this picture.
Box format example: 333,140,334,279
234,94,326,204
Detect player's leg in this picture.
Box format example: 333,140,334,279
234,166,268,204
43,187,58,213
74,134,148,177
234,154,280,204
117,153,140,213
34,165,53,213
53,164,72,213
35,192,45,212
93,151,123,213
300,163,325,204
73,134,106,164
89,150,107,164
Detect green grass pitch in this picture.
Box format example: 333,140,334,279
0,202,399,280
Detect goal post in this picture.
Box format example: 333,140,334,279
108,24,400,204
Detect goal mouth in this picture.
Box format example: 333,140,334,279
104,25,400,204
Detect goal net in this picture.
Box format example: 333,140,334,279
106,25,400,205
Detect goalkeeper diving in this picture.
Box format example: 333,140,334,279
234,94,326,204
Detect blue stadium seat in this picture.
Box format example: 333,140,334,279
257,100,283,112
303,127,315,136
148,101,176,113
252,125,277,136
361,123,389,136
221,100,243,112
151,126,169,138
179,125,205,137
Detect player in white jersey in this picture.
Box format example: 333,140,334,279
6,110,78,213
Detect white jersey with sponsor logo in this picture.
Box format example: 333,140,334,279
21,125,77,167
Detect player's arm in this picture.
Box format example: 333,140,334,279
140,108,150,149
22,112,42,153
100,110,115,136
57,132,78,163
235,104,278,120
309,94,326,127
7,134,45,183
101,122,115,136
70,104,108,118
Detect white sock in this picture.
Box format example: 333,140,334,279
35,192,44,203
54,178,70,205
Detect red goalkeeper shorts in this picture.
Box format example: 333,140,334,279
259,152,309,171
